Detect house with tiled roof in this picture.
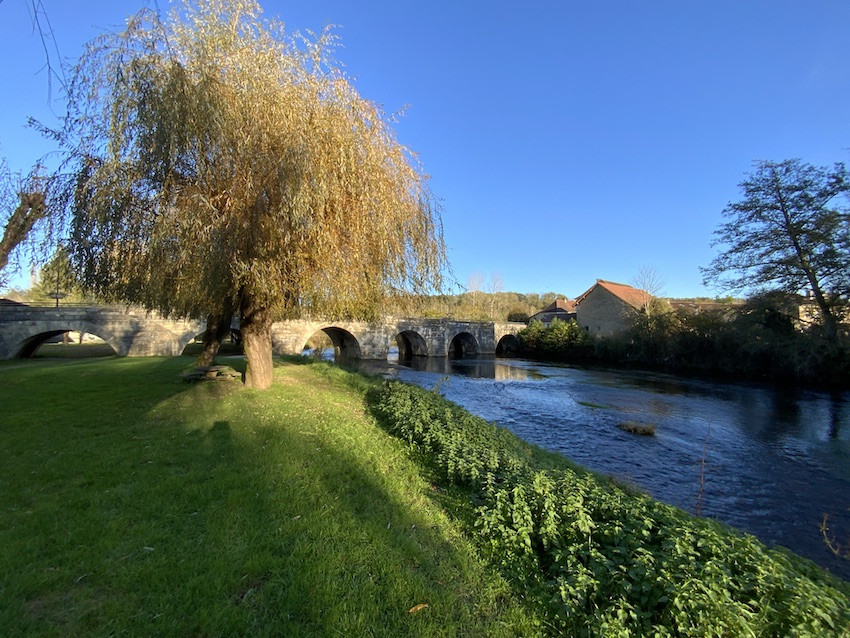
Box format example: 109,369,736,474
528,298,577,325
575,279,652,337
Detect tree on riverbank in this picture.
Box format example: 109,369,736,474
703,159,850,342
52,0,445,388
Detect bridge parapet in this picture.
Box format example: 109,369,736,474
0,305,204,359
1,305,525,360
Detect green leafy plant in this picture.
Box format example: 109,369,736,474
368,380,850,636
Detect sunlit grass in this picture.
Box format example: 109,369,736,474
0,357,539,636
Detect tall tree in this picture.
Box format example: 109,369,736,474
29,245,93,305
487,271,504,319
53,0,446,388
0,162,48,288
631,264,666,316
703,159,850,341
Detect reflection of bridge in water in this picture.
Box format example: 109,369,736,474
356,354,546,381
0,305,524,360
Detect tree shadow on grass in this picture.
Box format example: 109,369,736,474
1,364,529,636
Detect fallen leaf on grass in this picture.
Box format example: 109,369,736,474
408,603,429,614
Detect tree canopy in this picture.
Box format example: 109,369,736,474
54,0,446,387
703,159,850,340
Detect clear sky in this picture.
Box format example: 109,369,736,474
1,1,849,299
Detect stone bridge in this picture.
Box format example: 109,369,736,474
0,305,525,360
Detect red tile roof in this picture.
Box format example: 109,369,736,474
576,279,652,310
540,298,577,313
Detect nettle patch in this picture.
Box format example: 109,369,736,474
367,380,850,637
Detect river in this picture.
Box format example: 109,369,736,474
354,355,850,581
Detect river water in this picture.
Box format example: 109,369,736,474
355,355,850,581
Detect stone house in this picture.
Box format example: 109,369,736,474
528,298,577,325
575,279,652,338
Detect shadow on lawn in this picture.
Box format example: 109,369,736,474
1,359,518,635
178,412,501,634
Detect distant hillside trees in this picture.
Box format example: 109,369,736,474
381,290,565,322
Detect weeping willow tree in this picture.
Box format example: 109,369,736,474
56,0,445,388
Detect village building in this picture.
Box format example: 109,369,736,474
575,279,652,337
528,298,576,325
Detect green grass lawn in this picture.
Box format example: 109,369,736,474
32,342,119,358
0,357,540,636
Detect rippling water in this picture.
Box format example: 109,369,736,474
356,355,850,581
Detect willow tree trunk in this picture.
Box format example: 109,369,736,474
240,296,274,389
196,310,234,367
0,191,46,273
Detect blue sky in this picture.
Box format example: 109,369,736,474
1,1,849,299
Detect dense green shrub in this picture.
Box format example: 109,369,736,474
367,380,850,636
518,319,594,362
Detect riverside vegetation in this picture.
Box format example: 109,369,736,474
369,380,850,636
517,296,850,388
3,357,848,635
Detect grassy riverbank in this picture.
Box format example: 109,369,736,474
2,356,849,635
0,357,538,636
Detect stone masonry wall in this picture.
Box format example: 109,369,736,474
1,305,509,360
575,287,637,338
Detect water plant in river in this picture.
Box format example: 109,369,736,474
618,420,657,436
577,400,610,409
823,513,850,561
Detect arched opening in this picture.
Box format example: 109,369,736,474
448,332,478,359
393,330,428,361
302,327,361,362
496,334,521,357
16,329,117,358
181,328,244,357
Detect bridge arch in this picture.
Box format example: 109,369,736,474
496,334,521,356
302,325,362,361
448,331,478,359
4,320,124,358
394,330,428,359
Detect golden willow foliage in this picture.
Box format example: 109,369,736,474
59,0,445,322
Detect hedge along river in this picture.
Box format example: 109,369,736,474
354,354,850,581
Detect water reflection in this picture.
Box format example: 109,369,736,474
829,394,845,439
398,355,545,380
355,355,546,381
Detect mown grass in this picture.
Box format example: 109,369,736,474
0,357,540,636
32,342,118,358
